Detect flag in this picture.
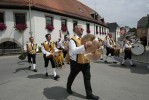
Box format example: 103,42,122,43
59,30,62,38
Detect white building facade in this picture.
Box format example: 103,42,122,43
0,0,109,52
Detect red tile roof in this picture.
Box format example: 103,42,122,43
0,0,107,27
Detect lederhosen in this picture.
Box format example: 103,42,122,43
42,41,56,68
106,39,114,56
124,42,132,60
67,36,93,96
27,43,37,64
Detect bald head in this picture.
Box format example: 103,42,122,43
74,25,84,37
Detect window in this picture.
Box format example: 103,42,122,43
86,23,90,33
61,19,67,32
96,26,98,34
73,20,78,30
14,13,27,31
61,19,67,27
14,13,26,24
45,16,53,25
0,13,4,23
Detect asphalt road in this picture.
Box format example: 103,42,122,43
0,54,149,100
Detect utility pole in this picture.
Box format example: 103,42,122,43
29,0,32,37
147,14,149,47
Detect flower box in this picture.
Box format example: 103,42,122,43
61,26,67,32
46,24,54,31
87,29,90,33
0,23,7,31
14,23,27,31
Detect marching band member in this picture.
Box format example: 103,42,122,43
67,25,99,100
41,34,60,80
104,34,117,63
61,35,69,58
98,38,104,60
121,36,136,67
24,37,38,72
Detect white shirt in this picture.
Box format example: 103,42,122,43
106,38,115,48
56,41,62,49
41,41,58,55
69,34,85,61
124,40,132,49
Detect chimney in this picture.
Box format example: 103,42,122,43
100,18,104,23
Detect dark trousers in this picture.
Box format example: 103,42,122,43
67,60,92,96
63,50,67,58
124,49,132,60
106,47,114,56
28,53,36,64
43,54,56,68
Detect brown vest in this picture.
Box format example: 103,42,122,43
42,41,54,53
71,36,89,64
27,43,37,54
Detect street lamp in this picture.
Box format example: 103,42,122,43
147,14,149,47
29,0,32,37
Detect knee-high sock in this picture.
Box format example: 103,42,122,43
45,67,48,73
122,59,125,64
104,55,107,61
28,63,32,67
52,68,56,77
112,56,116,62
147,65,149,69
129,60,133,65
33,64,36,69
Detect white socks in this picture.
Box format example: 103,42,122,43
129,60,133,65
52,68,57,77
122,59,125,64
122,59,133,65
29,63,32,67
112,56,116,62
33,64,36,69
46,67,48,73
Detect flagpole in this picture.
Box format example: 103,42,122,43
29,0,32,37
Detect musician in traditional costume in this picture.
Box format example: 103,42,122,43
41,34,60,80
61,35,70,64
24,37,38,72
66,25,99,100
121,36,136,67
98,38,104,60
104,34,117,63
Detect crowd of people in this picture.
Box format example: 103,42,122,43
23,25,138,100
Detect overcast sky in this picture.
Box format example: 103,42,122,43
80,0,149,28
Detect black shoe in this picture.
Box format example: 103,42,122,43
54,75,60,80
28,66,31,69
113,61,117,64
86,94,99,100
104,60,108,63
130,64,136,67
33,69,37,72
67,88,73,94
121,64,125,66
45,72,48,77
100,58,103,60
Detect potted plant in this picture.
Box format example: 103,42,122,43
87,29,91,33
61,25,67,32
0,23,7,31
14,23,27,32
46,24,54,31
